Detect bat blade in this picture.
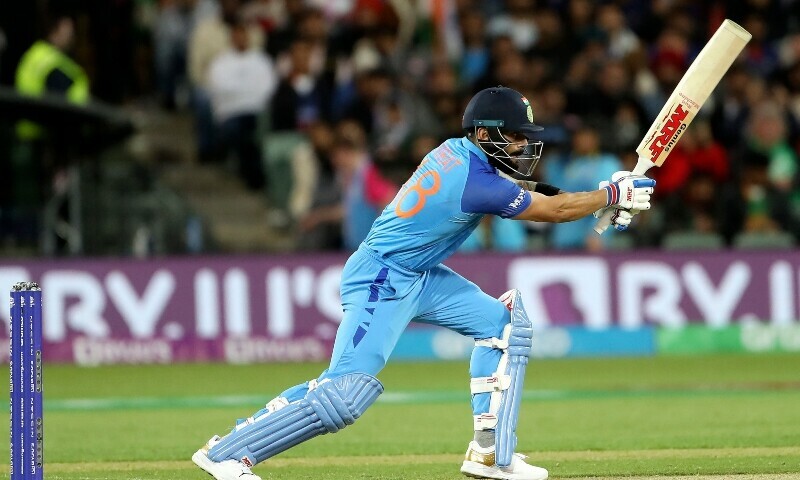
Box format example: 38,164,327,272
635,19,752,166
593,19,751,235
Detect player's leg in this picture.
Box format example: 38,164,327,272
415,266,547,480
193,250,421,479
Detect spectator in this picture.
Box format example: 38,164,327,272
721,102,799,240
187,0,264,163
459,216,528,253
653,121,729,198
423,63,464,138
349,5,408,76
584,59,646,130
456,9,489,87
745,102,797,193
486,0,538,53
626,45,662,121
372,97,412,168
298,120,397,251
480,46,527,93
740,14,780,79
270,37,335,131
13,14,91,253
153,0,217,109
472,34,516,92
529,8,575,76
240,0,286,36
710,65,752,149
336,120,397,251
16,15,89,140
596,3,640,60
655,121,730,235
544,125,623,251
264,0,306,57
273,8,328,81
528,82,572,153
207,16,277,190
340,66,392,134
649,26,692,106
342,156,398,251
565,0,599,49
264,122,327,229
609,100,644,153
296,121,358,250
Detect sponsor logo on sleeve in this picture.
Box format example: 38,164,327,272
508,188,526,210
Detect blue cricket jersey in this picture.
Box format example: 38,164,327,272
364,137,532,271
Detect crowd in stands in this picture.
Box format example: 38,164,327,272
3,0,800,253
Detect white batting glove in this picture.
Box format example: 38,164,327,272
603,172,655,211
608,209,635,230
609,170,632,183
593,184,634,231
594,171,652,231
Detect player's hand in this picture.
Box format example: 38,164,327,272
592,202,636,231
610,208,635,231
594,172,645,231
603,172,655,211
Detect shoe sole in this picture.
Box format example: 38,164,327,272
192,449,261,480
461,460,548,480
461,460,508,480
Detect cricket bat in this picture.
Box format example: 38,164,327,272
594,19,751,234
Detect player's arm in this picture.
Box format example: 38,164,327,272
513,190,607,222
513,175,655,223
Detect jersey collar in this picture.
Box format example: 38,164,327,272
460,137,491,165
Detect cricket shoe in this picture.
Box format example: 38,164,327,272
192,435,261,480
460,441,548,480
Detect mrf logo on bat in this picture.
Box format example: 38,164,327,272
647,102,689,161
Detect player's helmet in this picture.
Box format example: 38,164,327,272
462,86,544,177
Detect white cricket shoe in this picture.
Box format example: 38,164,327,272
192,435,261,480
460,441,548,480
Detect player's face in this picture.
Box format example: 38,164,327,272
474,126,543,177
501,132,529,160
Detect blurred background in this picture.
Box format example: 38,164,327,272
1,0,798,257
0,1,799,365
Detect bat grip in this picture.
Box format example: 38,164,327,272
593,158,656,235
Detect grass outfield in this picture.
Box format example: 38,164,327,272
2,353,800,479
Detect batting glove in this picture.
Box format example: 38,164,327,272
594,171,654,231
603,172,655,211
593,191,635,231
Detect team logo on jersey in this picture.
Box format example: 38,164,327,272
521,97,533,123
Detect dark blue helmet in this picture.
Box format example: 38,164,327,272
462,86,544,177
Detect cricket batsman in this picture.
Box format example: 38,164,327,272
193,86,656,480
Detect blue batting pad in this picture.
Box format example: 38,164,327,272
495,291,533,468
208,373,383,466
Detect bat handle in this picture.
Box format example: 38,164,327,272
593,157,656,235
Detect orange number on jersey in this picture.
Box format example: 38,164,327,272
394,170,441,218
